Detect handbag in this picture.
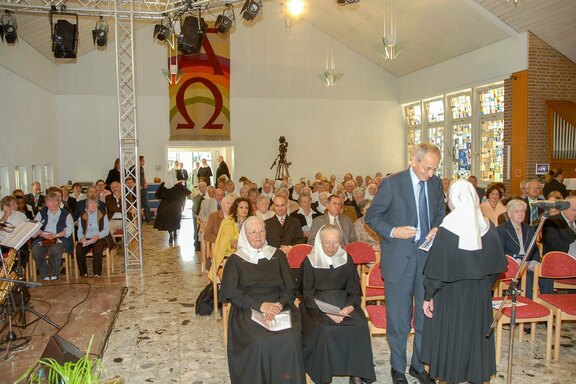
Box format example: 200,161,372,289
195,283,221,316
41,238,57,247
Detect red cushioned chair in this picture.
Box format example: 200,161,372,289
494,255,521,296
361,262,385,308
493,256,553,363
286,244,313,269
345,241,376,275
534,251,576,360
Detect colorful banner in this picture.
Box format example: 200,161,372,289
169,24,230,141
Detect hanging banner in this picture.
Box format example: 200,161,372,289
169,23,230,141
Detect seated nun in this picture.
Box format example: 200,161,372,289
219,216,306,384
300,224,376,384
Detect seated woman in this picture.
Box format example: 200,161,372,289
220,216,305,384
300,225,376,384
290,193,321,241
496,199,553,298
255,195,274,221
208,197,253,280
352,199,380,252
480,184,507,225
76,198,110,277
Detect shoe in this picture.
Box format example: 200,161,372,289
82,273,88,277
94,274,100,278
349,376,364,384
43,276,51,281
168,235,174,242
50,276,58,280
408,366,435,384
391,368,408,384
173,231,178,240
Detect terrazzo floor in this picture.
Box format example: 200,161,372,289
99,218,576,383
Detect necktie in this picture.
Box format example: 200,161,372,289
334,216,342,231
279,216,285,226
570,221,576,233
418,181,429,244
217,202,221,211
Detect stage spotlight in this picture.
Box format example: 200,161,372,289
241,0,262,22
50,11,78,59
215,3,235,34
92,16,108,47
178,16,208,56
337,0,360,5
154,17,172,42
0,11,18,44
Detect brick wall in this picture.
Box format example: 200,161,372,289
526,32,576,179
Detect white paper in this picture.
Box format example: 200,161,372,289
569,241,576,258
492,300,528,309
314,298,350,317
418,236,435,252
0,221,42,250
250,309,292,331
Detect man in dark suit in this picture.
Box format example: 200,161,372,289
265,195,305,254
24,182,45,215
523,179,544,226
307,195,356,246
365,143,445,384
215,155,231,181
542,195,576,255
74,185,106,221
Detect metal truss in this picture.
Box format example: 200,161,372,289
0,0,247,18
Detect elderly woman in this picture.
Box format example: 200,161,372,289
203,196,234,244
31,192,74,280
496,199,553,298
76,198,110,277
208,197,253,280
353,199,381,251
255,195,274,221
300,225,376,384
220,216,305,383
154,169,191,242
290,193,321,240
421,180,506,384
480,184,507,225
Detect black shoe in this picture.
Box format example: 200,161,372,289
391,368,408,384
168,235,174,242
408,365,435,384
349,377,363,384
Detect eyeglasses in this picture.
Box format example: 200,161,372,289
417,159,438,174
246,230,266,236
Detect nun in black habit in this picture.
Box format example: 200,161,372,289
300,224,376,384
219,216,306,384
421,179,506,384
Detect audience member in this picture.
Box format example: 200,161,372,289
105,158,121,187
154,170,191,243
265,195,305,254
71,182,86,202
215,155,231,181
60,185,76,213
74,186,106,221
225,180,238,200
199,188,224,224
308,195,355,246
353,199,380,251
542,195,576,256
203,196,234,244
480,185,506,226
76,198,110,277
105,182,124,236
467,175,485,200
138,156,151,223
197,158,213,185
290,194,321,241
523,179,544,226
31,192,74,280
16,195,34,220
255,195,274,221
365,183,378,201
24,182,45,215
543,168,568,198
300,225,376,384
95,179,111,202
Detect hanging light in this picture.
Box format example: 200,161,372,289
382,2,400,60
215,3,235,34
241,0,262,22
154,16,173,42
50,7,79,59
178,15,208,56
286,0,305,16
0,10,17,44
319,37,343,87
92,16,108,48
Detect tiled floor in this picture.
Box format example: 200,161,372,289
99,218,575,383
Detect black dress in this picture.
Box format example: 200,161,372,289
197,166,213,185
153,183,190,231
300,256,376,384
220,251,306,384
421,225,506,384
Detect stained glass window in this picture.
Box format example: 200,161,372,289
405,103,422,126
428,126,444,178
479,87,504,115
407,128,422,164
449,94,472,119
452,123,472,179
480,120,504,182
425,99,444,123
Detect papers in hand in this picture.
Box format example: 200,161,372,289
0,221,42,250
251,309,292,331
314,298,350,317
418,236,434,252
82,239,94,247
492,299,528,309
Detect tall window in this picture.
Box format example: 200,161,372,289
15,166,28,192
404,103,422,163
448,92,472,179
425,99,445,178
0,167,10,198
478,86,505,183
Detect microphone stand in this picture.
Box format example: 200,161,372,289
488,210,550,384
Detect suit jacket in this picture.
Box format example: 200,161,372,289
265,216,305,248
64,196,77,214
496,220,539,262
199,198,219,223
203,210,225,243
365,168,445,283
543,178,568,199
24,193,45,215
522,196,544,226
307,213,356,246
542,213,576,254
73,199,107,222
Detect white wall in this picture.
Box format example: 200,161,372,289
398,33,528,103
0,39,58,191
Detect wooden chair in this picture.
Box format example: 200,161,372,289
494,255,520,296
360,262,385,308
492,256,553,363
83,247,113,276
29,248,72,281
345,241,376,275
533,251,576,360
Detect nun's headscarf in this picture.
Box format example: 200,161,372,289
164,169,179,189
235,216,276,264
440,179,490,251
307,225,348,269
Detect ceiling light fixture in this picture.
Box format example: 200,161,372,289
215,3,235,34
154,16,173,42
50,7,79,59
319,37,343,87
92,16,108,48
382,1,399,60
241,0,262,22
286,0,305,16
178,14,208,55
337,0,360,5
0,10,17,44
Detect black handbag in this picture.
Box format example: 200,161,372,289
195,283,221,316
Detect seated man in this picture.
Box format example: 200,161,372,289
265,195,305,254
542,194,576,257
199,188,224,224
31,192,74,280
60,185,77,213
275,187,300,214
312,191,329,214
308,195,356,246
76,198,110,277
105,181,124,236
24,182,45,215
74,185,107,222
71,182,86,202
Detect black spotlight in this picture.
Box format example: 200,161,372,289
241,0,262,22
337,0,360,5
92,16,108,47
50,11,79,59
178,16,208,56
0,10,18,44
154,17,172,42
